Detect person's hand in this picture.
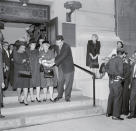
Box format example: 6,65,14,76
49,61,55,67
91,56,96,60
2,82,5,89
89,53,93,58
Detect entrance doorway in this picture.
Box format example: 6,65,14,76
0,1,58,44
2,17,58,45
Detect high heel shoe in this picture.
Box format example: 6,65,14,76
36,97,41,102
50,98,54,102
31,99,35,103
24,101,29,106
43,99,47,102
18,98,24,104
24,103,29,106
20,100,24,104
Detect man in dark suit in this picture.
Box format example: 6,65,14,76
53,35,75,102
106,48,124,120
2,41,10,90
0,30,5,118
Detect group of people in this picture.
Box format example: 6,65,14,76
1,30,136,121
0,30,75,118
86,34,136,120
105,41,136,120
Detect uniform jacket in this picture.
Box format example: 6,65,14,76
106,56,123,77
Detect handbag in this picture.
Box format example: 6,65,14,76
44,68,54,78
18,71,32,78
18,57,32,78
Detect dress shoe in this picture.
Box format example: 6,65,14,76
19,100,24,104
43,99,47,102
1,103,4,108
54,97,62,102
133,115,136,118
127,115,134,119
0,115,5,118
50,99,55,102
24,102,29,106
31,100,35,103
36,98,41,102
112,116,124,120
106,114,112,117
65,99,71,102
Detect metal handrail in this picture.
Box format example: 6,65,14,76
74,64,96,107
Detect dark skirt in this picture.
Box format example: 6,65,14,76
40,73,56,88
89,56,99,68
14,73,30,89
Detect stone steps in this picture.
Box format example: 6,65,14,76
0,105,103,130
0,89,104,130
3,96,92,115
3,88,82,104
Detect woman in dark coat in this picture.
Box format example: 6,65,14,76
28,40,41,102
13,41,30,105
39,41,57,102
86,34,101,76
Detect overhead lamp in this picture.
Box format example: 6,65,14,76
19,0,29,7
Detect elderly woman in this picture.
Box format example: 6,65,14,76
13,41,30,105
39,41,57,102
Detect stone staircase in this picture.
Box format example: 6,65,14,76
0,89,104,130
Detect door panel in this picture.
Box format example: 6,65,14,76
48,17,58,44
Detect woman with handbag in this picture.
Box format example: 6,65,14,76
28,40,41,102
86,34,101,78
39,41,57,102
13,41,30,105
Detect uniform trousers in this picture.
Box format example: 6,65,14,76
107,79,122,117
122,80,130,115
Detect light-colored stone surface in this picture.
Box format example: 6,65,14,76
0,94,103,130
4,115,136,131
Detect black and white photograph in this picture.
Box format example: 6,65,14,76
0,0,136,131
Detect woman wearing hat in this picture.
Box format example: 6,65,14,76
28,40,41,102
39,41,57,102
13,41,30,105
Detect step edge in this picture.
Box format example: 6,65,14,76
0,108,104,130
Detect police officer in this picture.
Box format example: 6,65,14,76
106,48,124,120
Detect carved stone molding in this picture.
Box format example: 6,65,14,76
0,1,50,23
